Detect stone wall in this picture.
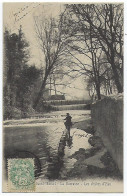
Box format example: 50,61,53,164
91,94,123,174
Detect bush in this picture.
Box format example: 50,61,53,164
23,106,36,118
11,107,22,119
3,106,22,120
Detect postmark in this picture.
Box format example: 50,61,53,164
8,158,35,192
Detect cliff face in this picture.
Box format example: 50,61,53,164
91,94,123,174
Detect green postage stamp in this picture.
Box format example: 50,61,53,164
8,158,35,192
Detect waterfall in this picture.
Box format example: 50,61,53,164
50,104,91,111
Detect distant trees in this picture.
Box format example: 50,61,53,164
3,27,40,119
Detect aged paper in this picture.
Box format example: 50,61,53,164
3,2,123,193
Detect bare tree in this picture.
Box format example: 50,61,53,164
69,4,123,93
60,6,108,99
33,14,66,108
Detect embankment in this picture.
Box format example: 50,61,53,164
91,94,123,174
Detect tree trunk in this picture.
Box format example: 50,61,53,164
111,63,123,93
109,4,123,93
110,45,123,93
33,76,47,109
95,82,101,100
50,77,52,96
53,77,57,95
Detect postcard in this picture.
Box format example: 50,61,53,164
3,2,123,192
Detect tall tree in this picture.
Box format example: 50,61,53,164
3,27,41,119
68,4,123,93
33,14,67,108
60,6,105,99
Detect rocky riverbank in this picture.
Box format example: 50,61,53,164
57,119,122,180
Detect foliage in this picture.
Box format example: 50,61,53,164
3,27,41,119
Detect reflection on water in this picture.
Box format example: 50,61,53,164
3,110,92,180
59,129,92,179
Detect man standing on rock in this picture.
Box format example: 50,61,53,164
64,113,72,139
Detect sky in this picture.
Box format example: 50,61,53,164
3,2,90,100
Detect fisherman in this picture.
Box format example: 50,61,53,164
64,113,72,139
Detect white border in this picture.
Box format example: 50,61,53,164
0,1,126,196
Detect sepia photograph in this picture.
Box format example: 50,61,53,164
2,1,123,192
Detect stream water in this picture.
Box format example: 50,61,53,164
3,109,121,181
3,110,91,179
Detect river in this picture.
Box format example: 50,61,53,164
3,109,122,181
